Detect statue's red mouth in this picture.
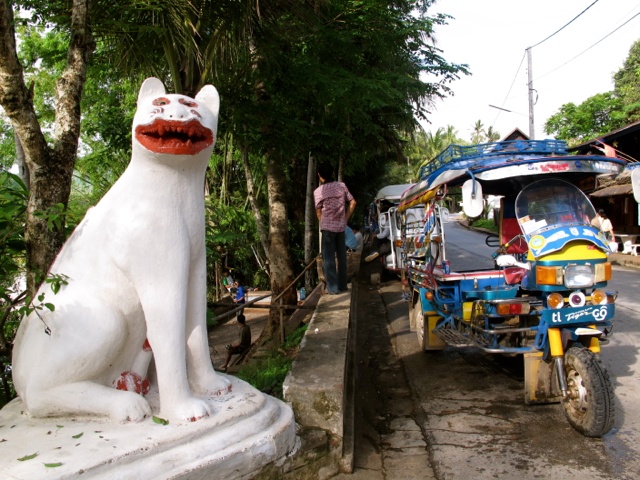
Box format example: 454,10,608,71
135,119,214,155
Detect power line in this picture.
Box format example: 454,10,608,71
528,0,600,49
534,10,640,82
490,51,526,130
492,1,602,134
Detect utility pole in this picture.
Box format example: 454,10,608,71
526,47,535,140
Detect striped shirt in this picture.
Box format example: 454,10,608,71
314,181,354,232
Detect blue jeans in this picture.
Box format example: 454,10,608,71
321,230,348,293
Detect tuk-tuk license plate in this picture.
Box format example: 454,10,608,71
541,303,615,325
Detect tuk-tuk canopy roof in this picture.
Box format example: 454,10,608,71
375,184,414,203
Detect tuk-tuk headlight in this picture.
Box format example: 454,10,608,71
564,264,594,288
547,292,564,309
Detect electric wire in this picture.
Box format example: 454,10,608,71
534,10,640,82
492,0,601,130
490,52,526,130
527,0,600,49
494,1,639,130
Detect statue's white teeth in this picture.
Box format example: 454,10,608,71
157,125,165,136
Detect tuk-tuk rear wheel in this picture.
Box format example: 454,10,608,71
561,347,615,437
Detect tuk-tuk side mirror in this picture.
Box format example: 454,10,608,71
462,179,484,218
632,168,640,204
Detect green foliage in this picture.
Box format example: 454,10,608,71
468,217,498,233
405,125,466,182
544,93,625,145
0,120,17,169
544,38,640,143
613,39,640,123
0,172,27,298
236,323,308,399
0,172,28,406
236,355,292,399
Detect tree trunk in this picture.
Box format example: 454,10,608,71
241,144,270,262
0,0,94,296
256,152,296,346
304,152,316,292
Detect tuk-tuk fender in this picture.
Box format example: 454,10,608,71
525,225,609,258
418,289,438,314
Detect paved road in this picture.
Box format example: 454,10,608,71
342,226,640,480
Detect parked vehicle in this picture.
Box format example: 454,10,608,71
398,139,626,437
369,184,430,273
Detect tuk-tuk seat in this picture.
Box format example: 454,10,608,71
500,196,527,254
501,218,527,254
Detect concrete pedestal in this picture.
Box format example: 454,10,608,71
0,376,296,480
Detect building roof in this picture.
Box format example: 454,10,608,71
569,120,640,163
590,183,633,197
500,128,529,142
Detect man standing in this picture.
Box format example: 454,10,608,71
314,163,356,294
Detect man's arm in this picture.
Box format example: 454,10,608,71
346,198,356,221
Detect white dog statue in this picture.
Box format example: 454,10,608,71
12,77,230,423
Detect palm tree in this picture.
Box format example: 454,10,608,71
471,120,485,144
485,126,500,142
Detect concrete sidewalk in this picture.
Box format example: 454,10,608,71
609,251,640,269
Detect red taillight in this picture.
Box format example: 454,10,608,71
496,302,531,315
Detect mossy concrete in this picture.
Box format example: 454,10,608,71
281,288,354,476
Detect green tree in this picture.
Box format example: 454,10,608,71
0,0,94,296
613,38,640,123
544,92,624,145
544,38,639,144
0,172,27,403
485,126,500,142
0,0,470,350
407,125,462,179
471,120,485,144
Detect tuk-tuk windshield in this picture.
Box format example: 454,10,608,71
515,179,597,236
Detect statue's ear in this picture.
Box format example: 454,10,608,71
195,85,220,117
137,78,166,106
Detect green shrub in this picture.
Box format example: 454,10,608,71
469,217,498,232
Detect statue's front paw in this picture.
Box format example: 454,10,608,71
110,391,152,423
192,371,232,397
165,397,213,423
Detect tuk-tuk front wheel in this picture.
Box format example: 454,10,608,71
562,347,615,437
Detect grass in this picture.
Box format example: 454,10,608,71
235,323,308,399
468,217,498,232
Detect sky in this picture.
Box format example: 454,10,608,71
422,0,640,141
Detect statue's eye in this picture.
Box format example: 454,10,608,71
153,97,170,106
179,99,197,108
